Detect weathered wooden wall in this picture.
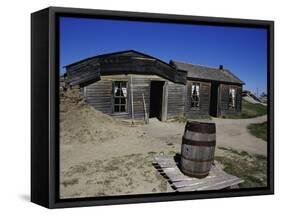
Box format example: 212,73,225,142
167,83,186,118
130,76,151,120
219,84,242,116
83,74,168,120
83,78,115,116
66,62,100,86
82,74,242,120
65,50,187,86
185,80,211,115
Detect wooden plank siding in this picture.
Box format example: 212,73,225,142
83,74,168,120
82,74,242,120
83,79,114,115
65,50,187,85
130,76,151,120
185,80,211,115
167,83,186,118
66,62,100,87
219,84,242,116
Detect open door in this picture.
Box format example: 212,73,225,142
210,83,219,117
149,81,165,120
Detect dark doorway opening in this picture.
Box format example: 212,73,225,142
149,81,165,120
210,83,219,117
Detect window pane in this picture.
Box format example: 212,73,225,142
115,98,120,105
121,87,127,97
113,81,127,113
120,97,126,105
229,88,236,108
121,81,126,88
114,86,118,96
191,83,200,108
114,105,119,112
116,86,121,96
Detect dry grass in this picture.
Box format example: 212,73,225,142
216,147,267,188
60,153,170,198
222,100,267,119
247,122,267,141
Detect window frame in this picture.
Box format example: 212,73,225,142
112,81,128,113
228,87,237,110
190,82,201,110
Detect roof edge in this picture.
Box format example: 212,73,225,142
171,60,245,85
171,60,227,71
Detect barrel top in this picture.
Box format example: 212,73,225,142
188,119,214,124
185,120,216,134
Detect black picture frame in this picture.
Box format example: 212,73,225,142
31,6,274,209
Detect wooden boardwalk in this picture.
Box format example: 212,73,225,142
153,155,244,192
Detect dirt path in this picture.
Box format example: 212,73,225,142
212,115,267,125
212,115,267,156
140,115,267,156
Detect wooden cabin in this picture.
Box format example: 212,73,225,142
170,61,244,116
64,50,244,121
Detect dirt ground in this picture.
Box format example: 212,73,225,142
59,89,267,199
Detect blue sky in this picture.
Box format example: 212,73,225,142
60,17,268,94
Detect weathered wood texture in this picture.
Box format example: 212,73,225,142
161,82,168,121
130,76,151,120
219,84,242,116
153,155,244,192
185,80,211,115
84,78,115,115
82,74,242,119
66,62,100,87
83,74,170,120
181,120,216,178
167,83,185,117
66,50,186,85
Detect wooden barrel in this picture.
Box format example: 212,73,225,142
180,120,216,178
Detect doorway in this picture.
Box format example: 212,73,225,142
149,81,165,120
210,83,219,117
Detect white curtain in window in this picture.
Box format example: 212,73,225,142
122,87,127,97
196,85,199,96
114,86,118,95
230,88,236,107
191,84,200,96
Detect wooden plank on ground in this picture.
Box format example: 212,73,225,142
153,155,244,192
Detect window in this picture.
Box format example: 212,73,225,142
113,81,127,113
191,83,200,109
228,87,236,109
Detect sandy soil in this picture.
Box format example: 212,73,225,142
59,89,267,199
213,115,267,156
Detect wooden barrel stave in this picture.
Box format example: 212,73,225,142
181,144,216,161
181,159,212,177
184,130,216,142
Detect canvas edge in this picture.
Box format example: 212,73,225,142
30,6,274,209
